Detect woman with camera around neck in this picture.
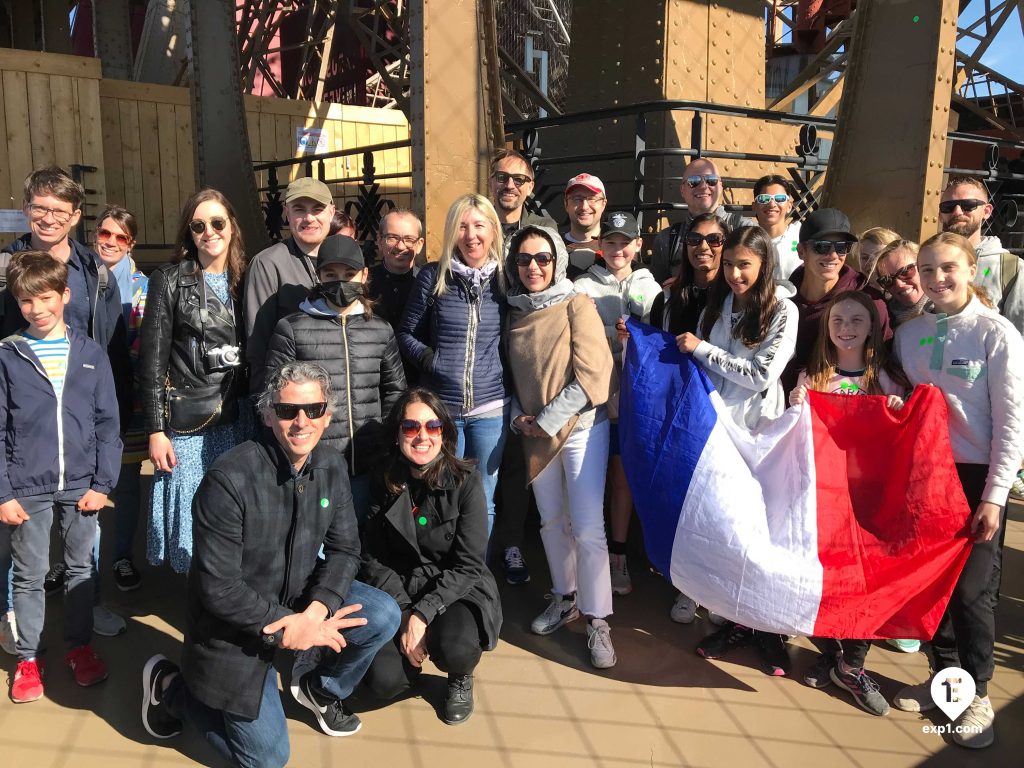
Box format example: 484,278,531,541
140,189,251,573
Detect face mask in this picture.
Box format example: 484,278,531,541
319,279,363,308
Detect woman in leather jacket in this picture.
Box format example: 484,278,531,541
139,189,251,573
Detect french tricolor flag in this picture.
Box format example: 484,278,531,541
620,320,972,639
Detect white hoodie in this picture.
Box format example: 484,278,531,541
573,263,661,355
975,235,1024,335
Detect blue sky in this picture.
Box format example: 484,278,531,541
961,0,1024,85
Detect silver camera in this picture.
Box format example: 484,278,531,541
206,344,242,372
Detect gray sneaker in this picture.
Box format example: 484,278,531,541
530,594,580,635
952,695,994,749
93,605,127,637
830,665,890,716
587,619,617,669
670,593,697,624
609,554,632,595
892,678,937,712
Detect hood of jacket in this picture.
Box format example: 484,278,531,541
505,224,575,311
976,234,1006,258
299,295,366,319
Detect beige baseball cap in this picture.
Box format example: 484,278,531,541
284,177,333,206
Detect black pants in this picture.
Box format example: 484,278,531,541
362,600,484,701
818,638,871,670
494,431,532,551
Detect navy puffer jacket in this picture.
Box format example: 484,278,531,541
398,262,507,412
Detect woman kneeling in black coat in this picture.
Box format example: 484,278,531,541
360,387,502,725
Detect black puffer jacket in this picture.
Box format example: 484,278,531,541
140,259,245,434
264,297,407,475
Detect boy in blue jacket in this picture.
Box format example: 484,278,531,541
0,251,122,703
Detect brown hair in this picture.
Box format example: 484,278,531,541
669,212,729,306
7,250,68,299
174,189,248,298
872,238,919,284
23,166,84,210
97,204,138,241
943,175,989,201
805,291,910,395
918,231,994,308
700,226,778,347
490,149,533,176
329,210,355,236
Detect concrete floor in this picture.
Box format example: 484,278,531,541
1,497,1022,768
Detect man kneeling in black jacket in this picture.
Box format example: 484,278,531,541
141,362,401,767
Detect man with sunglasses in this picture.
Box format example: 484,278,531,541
245,177,339,394
487,149,557,245
141,362,400,760
562,172,607,278
781,208,892,394
939,175,1024,333
752,174,802,281
650,158,752,284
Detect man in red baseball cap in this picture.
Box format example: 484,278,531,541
563,173,608,279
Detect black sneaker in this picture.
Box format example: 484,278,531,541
503,546,530,585
44,562,67,597
754,632,790,677
291,671,362,737
442,674,474,725
802,651,838,688
113,558,142,591
141,654,183,739
830,665,890,716
695,622,754,659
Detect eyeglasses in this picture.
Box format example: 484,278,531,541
96,227,132,248
809,239,854,256
400,419,444,438
515,252,555,267
491,171,533,188
684,232,726,248
568,194,605,206
188,218,228,235
938,198,986,215
684,174,720,188
271,402,328,420
382,233,422,248
754,193,789,205
27,204,74,225
877,263,918,290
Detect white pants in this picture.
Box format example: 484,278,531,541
531,420,613,619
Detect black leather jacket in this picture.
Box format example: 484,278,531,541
140,259,245,434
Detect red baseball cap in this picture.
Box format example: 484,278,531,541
565,173,606,197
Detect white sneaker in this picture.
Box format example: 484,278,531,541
587,619,617,669
530,594,580,635
952,695,994,749
707,610,729,626
93,605,127,637
609,553,633,595
0,611,16,655
669,593,697,624
892,678,937,712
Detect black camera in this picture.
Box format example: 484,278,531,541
205,344,242,372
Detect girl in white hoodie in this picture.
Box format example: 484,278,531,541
891,232,1024,749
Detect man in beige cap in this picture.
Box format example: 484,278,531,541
244,177,337,391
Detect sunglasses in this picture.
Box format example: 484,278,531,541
271,402,328,420
684,174,720,188
877,262,918,290
97,227,131,248
938,198,986,215
754,193,789,205
809,239,853,256
400,419,444,438
684,232,725,248
515,252,555,267
188,217,228,235
491,171,533,188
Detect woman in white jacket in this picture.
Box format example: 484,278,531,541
676,225,798,675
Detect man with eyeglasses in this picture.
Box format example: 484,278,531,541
752,174,802,281
141,362,400,761
245,177,339,393
487,149,557,245
368,209,423,333
562,173,607,278
650,157,752,285
781,208,892,395
939,175,1024,333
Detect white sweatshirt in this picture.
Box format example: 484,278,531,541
894,296,1024,505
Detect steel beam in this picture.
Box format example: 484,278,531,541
93,0,134,80
822,2,959,241
188,0,268,252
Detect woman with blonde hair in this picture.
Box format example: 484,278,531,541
398,194,509,540
851,226,900,284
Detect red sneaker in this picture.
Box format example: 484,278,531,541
65,645,108,687
11,659,45,703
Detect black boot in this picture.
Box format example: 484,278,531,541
442,674,474,725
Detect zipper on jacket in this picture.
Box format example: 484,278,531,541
11,342,68,489
341,315,356,475
462,284,480,411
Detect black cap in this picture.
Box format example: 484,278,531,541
601,211,640,239
316,235,364,272
799,208,858,243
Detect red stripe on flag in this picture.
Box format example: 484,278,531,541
808,385,972,639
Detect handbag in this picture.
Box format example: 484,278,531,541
164,370,238,434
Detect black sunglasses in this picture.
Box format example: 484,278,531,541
491,171,533,188
189,218,228,235
684,232,726,248
938,198,986,215
515,252,555,267
272,402,328,420
809,239,853,256
877,263,918,290
400,419,444,438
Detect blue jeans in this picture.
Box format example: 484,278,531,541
454,409,508,540
111,461,142,561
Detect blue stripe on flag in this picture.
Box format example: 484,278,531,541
619,320,718,578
